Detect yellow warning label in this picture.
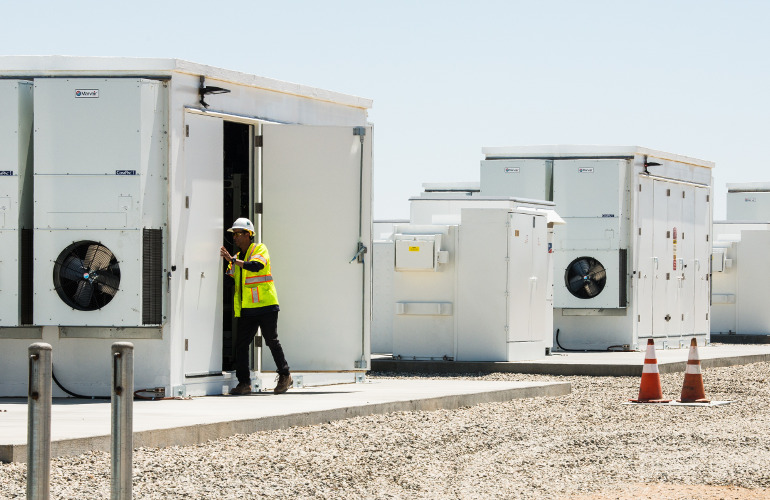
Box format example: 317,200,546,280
408,246,420,252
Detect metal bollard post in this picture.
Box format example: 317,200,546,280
27,342,52,500
111,342,134,500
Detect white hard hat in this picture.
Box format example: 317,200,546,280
228,218,255,235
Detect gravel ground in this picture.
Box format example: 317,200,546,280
1,360,769,499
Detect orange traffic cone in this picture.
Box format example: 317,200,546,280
630,339,671,403
678,338,710,403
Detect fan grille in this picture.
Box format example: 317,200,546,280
53,241,121,311
565,256,607,299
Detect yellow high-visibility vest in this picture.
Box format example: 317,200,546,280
228,242,279,317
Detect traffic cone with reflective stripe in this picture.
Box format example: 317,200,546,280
630,339,671,403
678,338,710,403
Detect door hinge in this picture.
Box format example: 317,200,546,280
185,339,188,351
254,202,263,214
185,125,189,137
255,135,263,147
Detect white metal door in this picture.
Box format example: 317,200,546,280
667,184,685,341
528,214,547,343
652,181,672,338
507,212,533,342
636,176,655,340
262,125,372,372
680,184,696,337
693,187,711,335
183,113,224,376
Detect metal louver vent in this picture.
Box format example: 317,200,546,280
142,228,163,324
20,229,33,324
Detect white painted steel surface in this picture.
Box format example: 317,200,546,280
635,176,655,338
33,230,143,326
395,235,437,271
727,184,770,221
553,159,626,220
182,113,224,376
0,81,32,327
32,78,167,328
482,146,713,351
262,125,372,372
392,225,456,360
456,208,550,361
371,241,395,353
387,200,553,362
735,230,770,334
693,186,711,336
0,57,372,397
410,196,555,226
712,223,770,335
480,159,551,200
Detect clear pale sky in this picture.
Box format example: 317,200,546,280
3,1,768,220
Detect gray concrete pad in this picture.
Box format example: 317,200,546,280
0,378,570,463
371,344,770,376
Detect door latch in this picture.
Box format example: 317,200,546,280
349,242,367,264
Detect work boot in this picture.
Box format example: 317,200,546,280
230,382,252,395
274,373,292,394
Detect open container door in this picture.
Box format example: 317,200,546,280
182,112,224,377
262,125,372,375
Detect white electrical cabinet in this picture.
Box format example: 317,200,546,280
33,78,167,327
712,222,770,335
480,159,552,200
0,57,373,397
0,80,33,327
726,183,770,222
390,203,554,362
456,208,549,361
482,146,713,350
710,184,770,336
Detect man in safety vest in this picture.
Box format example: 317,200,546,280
220,218,292,395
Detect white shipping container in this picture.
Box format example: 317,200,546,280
482,146,714,350
0,80,33,328
0,56,373,396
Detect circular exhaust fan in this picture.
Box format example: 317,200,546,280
53,241,121,311
565,256,607,299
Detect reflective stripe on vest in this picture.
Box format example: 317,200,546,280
245,275,273,285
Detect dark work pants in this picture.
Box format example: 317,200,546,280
235,311,290,384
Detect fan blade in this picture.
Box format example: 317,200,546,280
568,274,587,293
73,281,94,308
85,244,114,272
583,280,600,298
570,259,590,278
587,261,605,276
590,268,607,283
94,273,120,296
60,256,86,281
